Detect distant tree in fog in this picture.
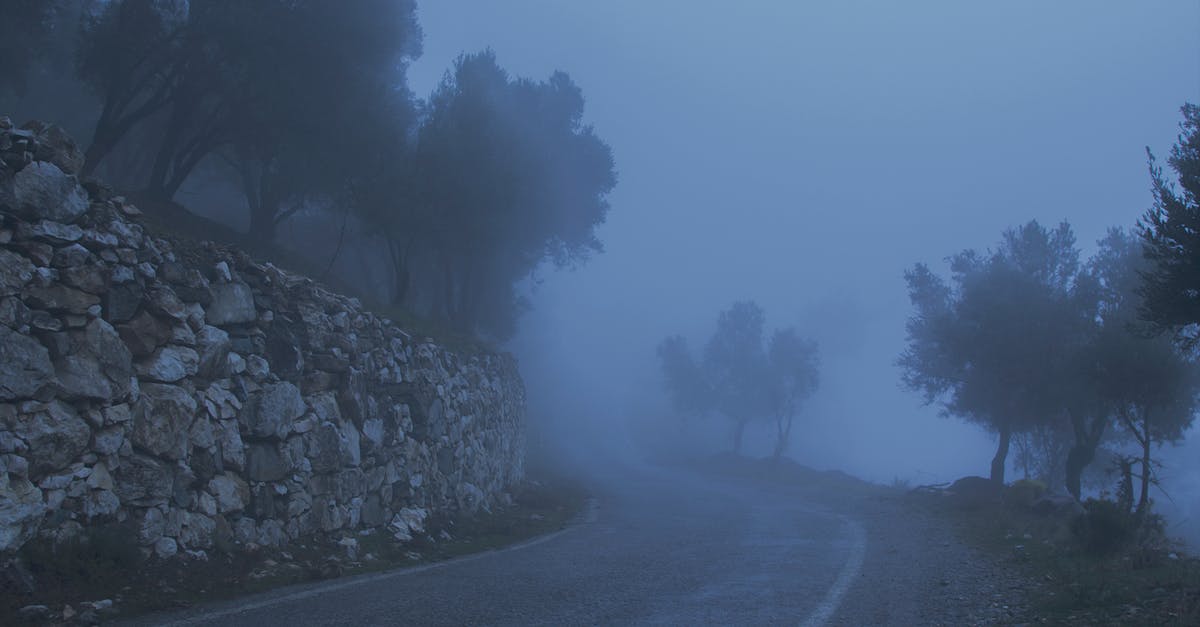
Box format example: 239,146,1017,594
658,301,819,456
1140,103,1200,346
704,301,771,453
901,221,1090,485
766,329,819,460
656,335,711,423
408,50,616,338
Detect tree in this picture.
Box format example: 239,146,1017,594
215,0,422,244
410,50,616,338
1088,229,1200,515
1140,103,1200,346
656,335,710,423
703,301,771,453
657,301,820,455
765,329,819,460
76,0,194,176
901,221,1088,484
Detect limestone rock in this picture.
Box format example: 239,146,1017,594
207,473,249,513
10,161,89,223
0,325,54,400
11,400,90,477
115,454,173,506
136,345,199,383
246,443,289,482
206,281,256,326
117,310,172,357
239,382,305,440
54,318,133,400
0,249,36,295
131,383,197,459
0,473,45,552
195,325,231,379
21,121,85,175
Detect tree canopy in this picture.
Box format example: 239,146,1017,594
658,301,819,457
1140,103,1200,346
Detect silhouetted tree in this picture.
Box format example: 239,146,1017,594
1140,103,1200,346
656,335,711,425
901,221,1089,484
1088,229,1200,515
411,51,616,338
703,301,771,453
766,329,819,460
658,302,820,455
76,0,195,176
216,0,421,243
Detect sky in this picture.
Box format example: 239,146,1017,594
407,1,1200,483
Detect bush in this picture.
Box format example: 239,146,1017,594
1072,498,1138,555
19,523,143,583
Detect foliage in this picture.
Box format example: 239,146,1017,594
1139,103,1200,346
401,50,616,339
900,221,1090,484
658,301,819,455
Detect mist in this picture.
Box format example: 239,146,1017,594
405,0,1199,503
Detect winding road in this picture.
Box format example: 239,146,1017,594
122,462,1025,626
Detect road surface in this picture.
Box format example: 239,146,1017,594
122,462,1027,626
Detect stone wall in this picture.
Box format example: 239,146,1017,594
0,118,525,558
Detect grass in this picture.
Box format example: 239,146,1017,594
910,489,1200,626
0,477,588,624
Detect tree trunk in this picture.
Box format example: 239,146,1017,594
990,424,1012,485
247,201,278,246
732,418,747,455
1064,444,1094,500
772,413,793,461
1136,426,1152,517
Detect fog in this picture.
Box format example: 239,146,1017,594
407,0,1198,503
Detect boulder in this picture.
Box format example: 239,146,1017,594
948,475,1003,510
117,310,172,357
114,454,172,507
207,473,249,513
131,383,197,459
53,318,132,400
0,249,36,295
0,474,45,552
11,400,90,477
23,283,100,314
239,382,305,440
0,326,54,400
246,443,289,482
206,281,256,326
21,121,85,176
136,345,199,383
10,161,89,223
195,325,231,379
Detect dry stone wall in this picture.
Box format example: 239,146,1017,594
0,118,525,558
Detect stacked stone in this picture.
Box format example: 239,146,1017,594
0,118,525,559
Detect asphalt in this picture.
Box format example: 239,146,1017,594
121,464,877,626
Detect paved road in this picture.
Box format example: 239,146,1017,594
125,464,880,626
